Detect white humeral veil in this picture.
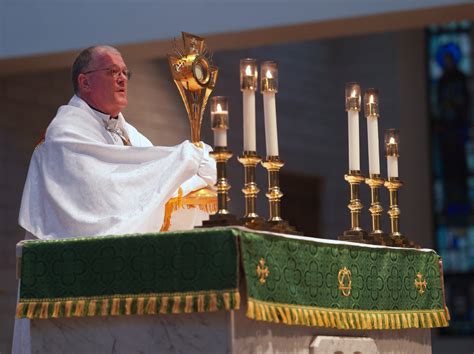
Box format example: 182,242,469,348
12,95,216,353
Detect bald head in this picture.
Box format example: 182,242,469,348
72,45,129,117
71,45,121,94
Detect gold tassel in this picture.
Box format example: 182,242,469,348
372,314,377,329
401,313,408,328
185,295,193,313
445,306,451,320
39,302,49,319
348,313,355,329
361,313,368,329
210,294,218,312
315,310,323,327
255,303,262,320
74,300,85,317
16,303,24,318
377,314,383,329
426,313,433,328
285,308,292,325
433,312,441,327
234,292,241,310
270,306,280,323
111,298,120,315
266,304,273,322
354,312,361,329
420,312,426,327
365,314,373,330
87,300,97,316
159,297,169,314
329,312,336,328
335,312,342,329
172,296,181,313
137,297,145,315
247,300,255,318
439,311,447,326
101,299,109,316
303,309,310,325
261,304,268,321
413,313,419,328
125,298,133,315
277,307,287,323
290,308,297,324
342,313,350,329
197,295,205,312
146,297,157,315
223,293,230,310
65,301,73,317
384,313,389,329
27,303,37,319
322,311,329,327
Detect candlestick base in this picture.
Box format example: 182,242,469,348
199,147,238,228
339,228,368,243
202,213,239,227
367,230,392,246
266,220,302,235
240,216,267,229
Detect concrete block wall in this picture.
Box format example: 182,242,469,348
0,29,431,352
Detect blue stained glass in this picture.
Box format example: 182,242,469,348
428,21,473,335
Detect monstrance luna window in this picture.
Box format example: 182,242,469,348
427,21,473,335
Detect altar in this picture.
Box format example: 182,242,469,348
16,227,448,353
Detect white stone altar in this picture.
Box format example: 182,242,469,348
29,295,431,354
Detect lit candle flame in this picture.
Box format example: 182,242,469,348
216,103,223,113
351,90,357,98
369,95,375,104
245,65,252,76
389,137,396,145
266,70,273,79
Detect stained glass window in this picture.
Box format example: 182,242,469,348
427,21,473,335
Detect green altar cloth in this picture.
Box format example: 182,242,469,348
17,227,449,330
17,228,240,319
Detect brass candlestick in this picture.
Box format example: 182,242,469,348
365,174,390,245
237,152,265,228
384,177,407,247
202,147,238,226
339,171,368,243
261,156,299,234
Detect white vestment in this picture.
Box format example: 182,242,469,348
18,95,216,239
12,95,216,353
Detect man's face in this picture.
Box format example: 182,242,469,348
79,50,129,116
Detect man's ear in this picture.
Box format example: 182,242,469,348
78,73,91,92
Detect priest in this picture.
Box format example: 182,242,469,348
18,45,216,240
13,45,217,353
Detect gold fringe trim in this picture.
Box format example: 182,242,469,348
246,298,450,330
16,290,240,319
160,187,218,232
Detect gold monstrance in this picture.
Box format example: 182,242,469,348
168,32,218,145
163,33,218,230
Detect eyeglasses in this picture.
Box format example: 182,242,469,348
82,67,132,80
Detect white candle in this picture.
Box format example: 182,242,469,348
348,110,360,171
243,89,256,151
211,101,228,148
214,129,227,147
263,91,278,156
387,155,398,178
367,115,380,175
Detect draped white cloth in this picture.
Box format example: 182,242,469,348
18,95,216,240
